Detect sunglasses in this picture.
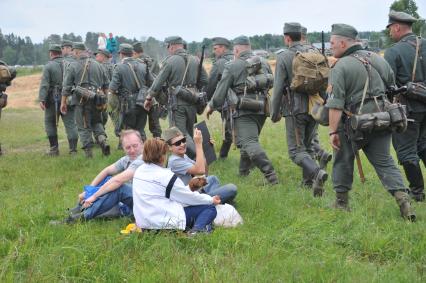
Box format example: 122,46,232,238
170,137,186,147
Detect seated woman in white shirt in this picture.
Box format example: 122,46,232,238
133,138,221,234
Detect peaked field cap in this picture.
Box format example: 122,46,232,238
164,36,183,45
162,127,183,143
331,23,358,39
119,43,134,54
283,22,302,34
233,35,250,45
95,48,111,58
133,42,144,53
387,10,417,28
61,40,73,48
212,37,231,47
49,44,62,52
72,42,86,50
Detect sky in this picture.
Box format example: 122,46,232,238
1,0,425,43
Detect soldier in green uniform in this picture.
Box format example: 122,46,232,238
270,23,327,195
144,36,208,159
38,44,78,156
133,42,162,138
0,60,16,156
301,26,332,172
60,42,110,158
61,40,76,67
205,36,278,185
384,11,426,202
94,48,113,127
206,37,235,159
326,23,415,220
109,43,152,141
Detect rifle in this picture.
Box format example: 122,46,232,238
53,86,61,127
196,45,206,91
286,86,301,147
321,31,325,55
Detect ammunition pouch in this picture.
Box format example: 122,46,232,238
404,82,426,103
136,86,148,106
348,103,407,134
245,73,274,92
0,93,8,109
172,86,207,114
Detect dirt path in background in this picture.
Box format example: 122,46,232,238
6,74,41,109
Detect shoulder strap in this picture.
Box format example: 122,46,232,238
412,36,421,81
126,62,141,90
78,59,90,86
165,174,178,199
180,55,190,87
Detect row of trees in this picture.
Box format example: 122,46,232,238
0,0,424,66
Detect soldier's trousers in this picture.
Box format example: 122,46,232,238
108,92,120,136
392,111,426,163
170,104,196,159
148,106,162,138
221,109,233,144
234,114,275,177
124,105,149,141
333,130,406,193
44,105,78,139
285,113,317,164
75,104,107,149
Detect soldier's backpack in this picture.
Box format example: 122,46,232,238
0,64,13,84
290,50,330,95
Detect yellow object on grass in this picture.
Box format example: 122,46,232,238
120,223,142,235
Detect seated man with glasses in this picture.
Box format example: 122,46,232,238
164,127,237,204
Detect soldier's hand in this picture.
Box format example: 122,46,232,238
212,195,221,205
330,133,340,151
39,102,46,111
270,113,281,123
205,105,214,120
60,103,67,114
193,128,203,145
144,99,152,111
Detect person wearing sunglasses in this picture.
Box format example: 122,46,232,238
164,127,237,204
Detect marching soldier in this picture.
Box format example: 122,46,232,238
144,36,208,159
38,44,78,156
60,42,110,158
94,48,113,127
384,11,426,202
133,42,162,138
270,22,327,196
206,37,234,159
326,23,415,220
109,43,153,141
205,36,278,185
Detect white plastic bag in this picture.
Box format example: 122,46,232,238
214,204,243,228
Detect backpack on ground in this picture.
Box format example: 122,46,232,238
290,50,330,95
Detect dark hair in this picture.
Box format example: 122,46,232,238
143,138,168,164
284,32,301,41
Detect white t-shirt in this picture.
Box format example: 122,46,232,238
98,36,107,49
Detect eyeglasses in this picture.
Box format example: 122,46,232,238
170,137,186,147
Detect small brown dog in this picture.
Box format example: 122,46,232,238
188,175,208,192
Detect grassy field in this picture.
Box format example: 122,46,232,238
1,105,426,282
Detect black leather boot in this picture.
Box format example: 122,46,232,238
252,151,278,185
46,135,59,156
68,139,78,155
402,161,425,202
219,141,232,159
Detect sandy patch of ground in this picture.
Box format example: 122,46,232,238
6,74,41,109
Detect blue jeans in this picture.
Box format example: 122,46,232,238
184,205,217,232
202,175,237,204
84,184,133,219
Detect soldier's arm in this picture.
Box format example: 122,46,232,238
208,64,233,110
60,63,75,113
108,66,121,94
199,65,209,88
38,64,51,103
384,48,399,84
270,55,287,122
206,62,220,100
101,65,109,94
147,61,172,98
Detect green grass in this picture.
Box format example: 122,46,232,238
1,107,426,282
16,66,43,77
